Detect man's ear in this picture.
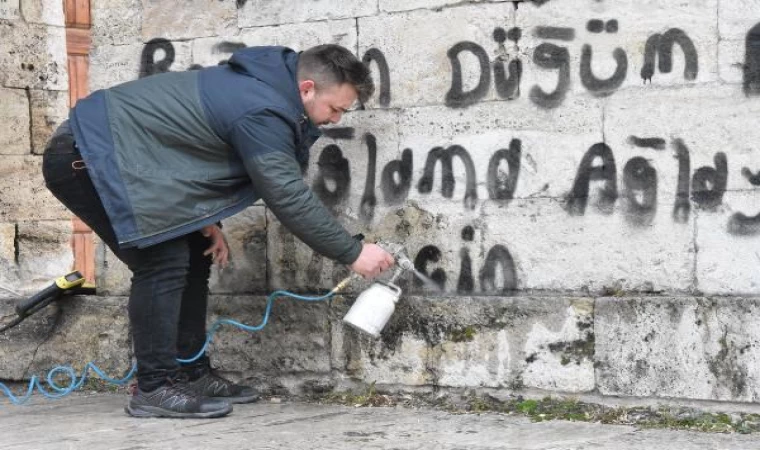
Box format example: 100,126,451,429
299,79,316,99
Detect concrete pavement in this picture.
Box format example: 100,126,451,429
1,393,759,449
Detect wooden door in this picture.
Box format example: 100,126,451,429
64,0,94,282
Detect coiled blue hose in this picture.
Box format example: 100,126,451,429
0,289,334,405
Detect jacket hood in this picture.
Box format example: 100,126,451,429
226,46,322,167
228,46,303,115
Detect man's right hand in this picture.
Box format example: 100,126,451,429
349,243,395,278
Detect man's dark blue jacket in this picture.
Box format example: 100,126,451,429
69,46,361,264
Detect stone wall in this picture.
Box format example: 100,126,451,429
2,0,760,406
0,0,71,298
84,0,760,298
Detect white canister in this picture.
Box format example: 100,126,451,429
342,281,402,338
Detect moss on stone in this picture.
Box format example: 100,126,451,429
311,390,760,434
448,326,477,343
547,331,595,365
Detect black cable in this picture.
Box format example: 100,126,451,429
0,315,24,334
0,293,62,335
0,279,96,335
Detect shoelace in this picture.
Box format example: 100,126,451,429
128,373,195,399
167,374,198,398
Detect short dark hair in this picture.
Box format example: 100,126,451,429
298,44,374,104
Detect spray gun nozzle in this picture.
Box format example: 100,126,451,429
396,254,415,271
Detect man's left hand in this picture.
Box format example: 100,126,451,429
201,225,229,268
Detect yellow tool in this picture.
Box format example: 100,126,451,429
0,271,95,334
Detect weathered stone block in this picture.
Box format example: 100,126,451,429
0,297,60,380
596,296,760,402
358,5,514,109
718,4,760,88
0,296,130,381
0,223,18,300
0,156,68,222
238,0,376,28
29,89,68,154
346,331,434,387
399,95,602,138
209,207,268,294
93,235,131,297
696,191,760,295
89,43,142,91
717,2,760,87
0,22,67,90
0,0,19,20
719,0,760,40
435,329,511,388
0,86,30,155
266,211,354,293
0,223,14,265
191,19,357,69
91,0,142,46
331,294,433,386
396,99,603,207
141,0,237,41
27,297,131,379
19,0,64,26
207,295,332,389
89,43,141,91
331,296,595,392
718,40,745,85
238,18,356,51
16,221,73,290
520,299,595,392
606,85,760,191
483,197,695,293
518,0,718,105
605,85,760,295
90,41,192,91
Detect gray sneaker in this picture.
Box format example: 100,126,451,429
185,370,260,404
125,379,232,418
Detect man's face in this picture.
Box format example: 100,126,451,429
299,80,358,126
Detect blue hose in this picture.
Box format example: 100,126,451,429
0,289,334,405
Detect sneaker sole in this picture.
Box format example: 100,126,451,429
125,403,233,419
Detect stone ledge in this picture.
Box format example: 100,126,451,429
596,296,760,402
2,294,760,405
0,295,129,380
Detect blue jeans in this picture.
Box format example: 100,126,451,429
42,123,212,391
